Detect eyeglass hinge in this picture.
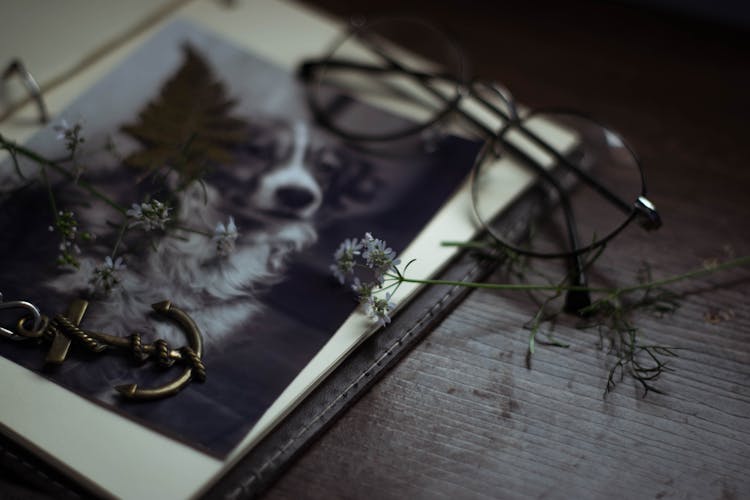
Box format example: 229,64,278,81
635,196,662,230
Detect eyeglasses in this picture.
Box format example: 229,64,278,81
297,17,662,313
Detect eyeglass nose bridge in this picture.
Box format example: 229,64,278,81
635,196,662,230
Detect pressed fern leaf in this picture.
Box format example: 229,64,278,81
121,44,248,179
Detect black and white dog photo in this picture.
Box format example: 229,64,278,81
0,22,477,454
1,45,376,399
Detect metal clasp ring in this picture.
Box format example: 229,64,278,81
0,293,43,340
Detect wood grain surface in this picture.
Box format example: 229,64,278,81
265,1,750,499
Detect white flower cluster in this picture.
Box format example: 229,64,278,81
89,256,126,296
53,119,85,154
330,238,363,284
49,210,94,269
331,233,401,327
361,232,401,282
126,199,171,231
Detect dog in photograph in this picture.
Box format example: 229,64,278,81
35,113,377,398
0,43,379,399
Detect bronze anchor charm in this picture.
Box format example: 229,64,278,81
15,299,206,401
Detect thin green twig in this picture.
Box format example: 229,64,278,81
1,135,127,215
392,255,750,298
39,166,59,224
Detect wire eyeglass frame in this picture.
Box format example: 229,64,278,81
298,17,662,313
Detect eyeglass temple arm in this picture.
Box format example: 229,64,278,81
300,57,661,231
299,59,448,82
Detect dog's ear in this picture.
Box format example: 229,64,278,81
319,151,383,217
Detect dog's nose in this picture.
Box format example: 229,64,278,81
275,186,315,210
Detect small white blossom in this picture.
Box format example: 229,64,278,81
351,277,376,304
53,119,71,141
50,210,93,269
330,238,363,284
365,292,396,327
331,233,403,327
361,232,400,282
127,199,171,231
89,256,126,295
213,216,239,257
52,118,85,157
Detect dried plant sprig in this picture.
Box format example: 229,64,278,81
333,233,750,396
577,294,680,397
52,119,86,182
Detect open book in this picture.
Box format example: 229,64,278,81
0,1,576,498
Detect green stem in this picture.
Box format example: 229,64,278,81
173,225,213,238
40,166,59,224
394,276,600,293
111,220,129,258
391,255,750,296
5,143,26,181
616,255,750,294
1,136,126,215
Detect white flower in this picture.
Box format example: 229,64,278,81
330,238,363,284
351,277,376,304
126,204,142,219
361,233,400,282
89,256,126,295
52,118,85,154
331,233,402,327
50,210,91,269
365,292,396,327
127,199,171,231
53,119,71,141
213,216,239,257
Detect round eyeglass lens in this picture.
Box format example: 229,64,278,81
471,111,646,257
306,18,465,142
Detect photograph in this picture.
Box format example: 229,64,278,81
0,20,480,457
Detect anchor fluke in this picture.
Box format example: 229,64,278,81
151,300,172,313
116,301,204,400
115,383,139,398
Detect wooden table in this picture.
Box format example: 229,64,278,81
265,1,750,498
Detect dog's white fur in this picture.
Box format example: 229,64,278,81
47,120,321,353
